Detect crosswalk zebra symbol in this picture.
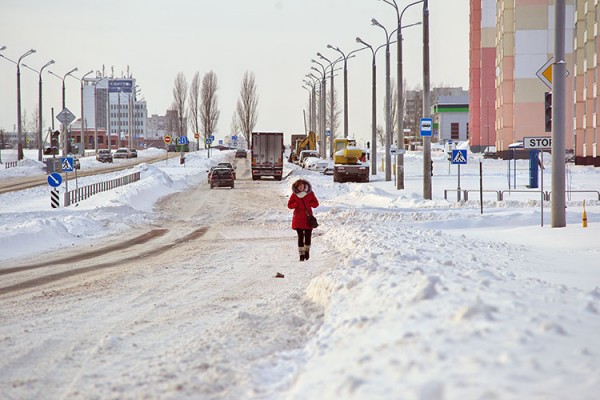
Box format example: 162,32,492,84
451,149,467,165
61,157,74,172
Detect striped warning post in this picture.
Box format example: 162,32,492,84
51,188,60,208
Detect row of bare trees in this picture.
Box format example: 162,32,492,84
169,71,259,149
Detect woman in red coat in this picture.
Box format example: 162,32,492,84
287,179,319,261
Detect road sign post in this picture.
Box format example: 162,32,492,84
56,108,76,157
524,136,552,227
451,149,467,201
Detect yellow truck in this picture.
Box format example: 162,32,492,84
333,138,369,183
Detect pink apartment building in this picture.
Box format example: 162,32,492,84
471,0,577,158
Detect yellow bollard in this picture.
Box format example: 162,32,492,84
381,159,384,172
582,200,588,228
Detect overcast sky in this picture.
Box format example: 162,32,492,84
0,0,469,145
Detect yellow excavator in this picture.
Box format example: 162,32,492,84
290,131,317,163
333,138,369,182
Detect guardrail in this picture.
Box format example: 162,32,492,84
3,161,18,169
445,189,600,202
64,171,141,206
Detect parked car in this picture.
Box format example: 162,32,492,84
315,160,333,174
129,149,138,158
299,150,319,166
167,144,177,152
217,162,236,179
235,149,247,158
96,149,113,163
209,168,235,189
303,156,320,170
114,148,132,159
207,166,219,183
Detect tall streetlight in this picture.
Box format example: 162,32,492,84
305,74,319,134
48,67,78,155
381,0,424,190
301,85,312,133
31,60,55,161
422,0,432,199
356,37,385,176
16,49,37,160
311,59,327,158
372,18,393,182
317,53,337,157
326,45,364,138
79,70,94,150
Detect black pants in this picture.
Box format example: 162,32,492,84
295,229,312,247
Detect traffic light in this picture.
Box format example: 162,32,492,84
544,91,552,132
50,130,60,155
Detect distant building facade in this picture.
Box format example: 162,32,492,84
70,75,147,149
470,0,581,159
573,0,600,165
433,95,470,144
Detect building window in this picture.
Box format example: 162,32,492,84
451,123,459,140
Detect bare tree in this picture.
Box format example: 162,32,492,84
327,88,342,141
172,72,188,137
200,71,220,148
235,71,259,148
376,124,385,147
0,128,6,149
188,72,201,146
230,115,241,147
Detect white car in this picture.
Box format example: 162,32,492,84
315,160,333,174
303,156,321,170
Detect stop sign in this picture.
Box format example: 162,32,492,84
164,135,172,144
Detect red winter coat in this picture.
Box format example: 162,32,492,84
288,180,319,230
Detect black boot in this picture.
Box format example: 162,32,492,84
304,245,310,260
299,248,305,262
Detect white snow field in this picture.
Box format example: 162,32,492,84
0,147,599,400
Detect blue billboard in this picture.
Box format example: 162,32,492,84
108,79,133,93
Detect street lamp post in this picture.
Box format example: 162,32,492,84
305,74,319,134
79,70,93,150
356,37,383,176
36,60,55,161
372,18,393,182
422,0,432,200
48,67,78,155
301,85,312,133
311,59,327,158
317,53,337,157
326,45,364,138
382,0,424,190
17,49,37,160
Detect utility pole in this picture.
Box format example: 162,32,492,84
551,0,566,227
422,0,432,199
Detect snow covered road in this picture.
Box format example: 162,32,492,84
0,158,329,399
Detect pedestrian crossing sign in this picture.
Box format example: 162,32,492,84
451,149,467,165
61,157,74,172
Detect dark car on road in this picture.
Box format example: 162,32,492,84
216,162,236,179
235,149,247,158
209,168,234,189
